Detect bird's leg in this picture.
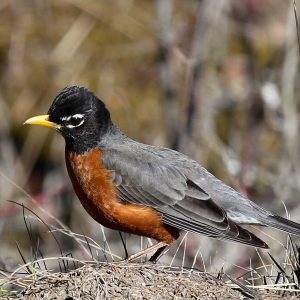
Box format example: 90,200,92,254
127,241,167,262
149,244,169,263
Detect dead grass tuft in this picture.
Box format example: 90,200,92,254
0,261,299,300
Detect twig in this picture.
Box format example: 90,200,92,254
293,0,300,55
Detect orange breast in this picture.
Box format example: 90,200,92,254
65,148,179,244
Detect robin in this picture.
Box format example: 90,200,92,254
24,86,300,261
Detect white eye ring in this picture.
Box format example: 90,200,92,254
66,119,84,128
61,113,84,122
61,114,85,128
72,114,84,119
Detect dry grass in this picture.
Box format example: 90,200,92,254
0,204,300,299
1,260,299,300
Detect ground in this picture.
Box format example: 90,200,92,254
2,262,300,300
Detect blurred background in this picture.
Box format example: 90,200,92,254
0,0,300,282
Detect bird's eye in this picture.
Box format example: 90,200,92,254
69,116,83,127
62,114,84,128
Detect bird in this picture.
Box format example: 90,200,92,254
24,86,300,261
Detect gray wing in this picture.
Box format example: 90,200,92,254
102,144,268,248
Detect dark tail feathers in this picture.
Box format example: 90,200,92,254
226,219,269,249
267,215,300,236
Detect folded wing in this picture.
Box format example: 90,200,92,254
103,146,268,248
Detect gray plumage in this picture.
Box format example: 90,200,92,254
98,126,300,248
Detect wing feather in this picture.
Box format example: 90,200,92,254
102,146,268,248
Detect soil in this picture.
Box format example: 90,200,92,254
3,262,300,300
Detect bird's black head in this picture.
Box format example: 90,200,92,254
25,86,113,154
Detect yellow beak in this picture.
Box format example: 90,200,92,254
23,114,60,129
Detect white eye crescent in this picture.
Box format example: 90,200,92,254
61,114,85,128
72,114,84,119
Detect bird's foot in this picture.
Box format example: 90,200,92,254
126,242,168,263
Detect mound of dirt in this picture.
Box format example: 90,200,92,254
4,262,300,300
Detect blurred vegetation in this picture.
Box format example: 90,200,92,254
0,0,300,284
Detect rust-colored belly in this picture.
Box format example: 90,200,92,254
65,148,179,244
